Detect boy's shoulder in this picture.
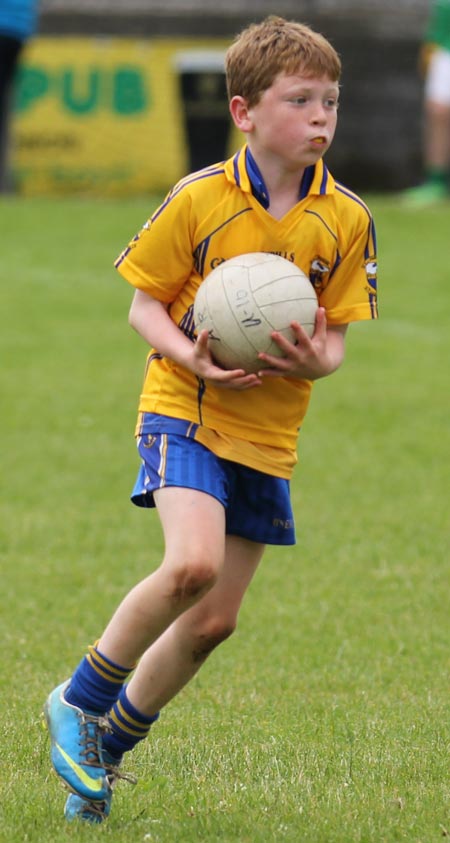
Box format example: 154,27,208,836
169,161,230,203
321,174,374,229
307,169,375,254
333,179,372,214
154,154,249,229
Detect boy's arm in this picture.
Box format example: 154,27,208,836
258,307,347,380
128,289,263,390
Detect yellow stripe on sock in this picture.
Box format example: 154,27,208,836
115,699,154,730
87,644,135,680
86,652,126,683
109,706,149,737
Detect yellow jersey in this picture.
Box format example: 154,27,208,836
115,145,378,478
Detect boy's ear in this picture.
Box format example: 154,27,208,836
229,96,253,132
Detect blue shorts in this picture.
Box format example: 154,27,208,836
131,425,295,546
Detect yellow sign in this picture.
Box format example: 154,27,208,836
12,37,241,195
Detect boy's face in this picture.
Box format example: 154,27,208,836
242,73,339,169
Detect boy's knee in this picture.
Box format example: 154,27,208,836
168,557,219,603
191,617,236,662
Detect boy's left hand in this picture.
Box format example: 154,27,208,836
257,307,346,380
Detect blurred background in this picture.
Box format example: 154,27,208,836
6,0,430,195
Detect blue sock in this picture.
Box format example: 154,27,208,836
103,684,159,759
64,642,135,714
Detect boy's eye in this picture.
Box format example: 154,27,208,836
326,98,339,108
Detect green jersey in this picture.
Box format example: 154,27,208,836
426,0,450,52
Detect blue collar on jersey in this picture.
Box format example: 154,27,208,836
245,147,316,209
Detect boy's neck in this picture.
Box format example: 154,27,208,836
266,186,304,220
246,145,310,218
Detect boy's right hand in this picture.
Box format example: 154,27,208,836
190,331,263,390
129,292,261,390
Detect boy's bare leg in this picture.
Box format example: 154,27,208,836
124,533,265,716
424,100,450,170
45,487,255,808
97,487,228,666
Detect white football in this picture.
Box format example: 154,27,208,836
193,252,318,373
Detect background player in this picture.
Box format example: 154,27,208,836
44,15,378,823
402,0,450,206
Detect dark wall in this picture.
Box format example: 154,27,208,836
326,28,424,192
38,4,426,192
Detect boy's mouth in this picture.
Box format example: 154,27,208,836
311,136,326,145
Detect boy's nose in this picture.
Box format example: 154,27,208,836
310,105,327,124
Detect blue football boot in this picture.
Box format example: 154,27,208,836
44,680,111,802
64,792,112,824
64,749,136,823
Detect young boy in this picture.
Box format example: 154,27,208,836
44,16,378,823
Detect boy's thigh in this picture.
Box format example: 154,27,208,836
154,484,226,559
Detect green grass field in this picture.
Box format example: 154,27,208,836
0,194,449,843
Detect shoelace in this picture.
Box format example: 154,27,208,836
78,712,137,787
104,757,137,788
79,800,110,821
78,713,112,768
